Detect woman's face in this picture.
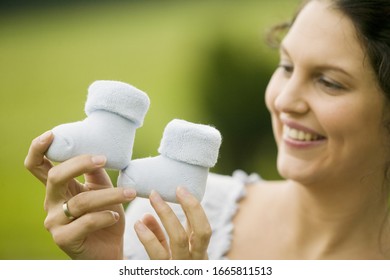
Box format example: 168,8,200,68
265,0,389,185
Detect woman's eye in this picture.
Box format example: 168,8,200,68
318,77,345,91
278,64,293,76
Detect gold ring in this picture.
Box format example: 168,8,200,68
63,201,75,220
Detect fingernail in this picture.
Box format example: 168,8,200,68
177,186,190,198
150,190,164,205
123,188,136,199
39,131,52,143
134,220,148,232
111,211,120,221
91,155,106,166
83,183,91,191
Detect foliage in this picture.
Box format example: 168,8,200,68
0,0,298,259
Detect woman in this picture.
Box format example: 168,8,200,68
25,0,390,259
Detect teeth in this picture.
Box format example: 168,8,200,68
283,125,321,141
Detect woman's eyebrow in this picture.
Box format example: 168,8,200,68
279,42,355,81
316,64,356,80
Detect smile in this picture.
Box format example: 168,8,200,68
283,125,325,142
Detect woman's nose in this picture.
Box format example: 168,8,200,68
274,75,309,115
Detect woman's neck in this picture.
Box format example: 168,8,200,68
284,173,390,259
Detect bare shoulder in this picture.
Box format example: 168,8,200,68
245,179,288,201
235,179,289,223
227,179,289,259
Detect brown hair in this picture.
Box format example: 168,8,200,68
267,0,390,98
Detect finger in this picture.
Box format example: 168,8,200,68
134,220,170,260
84,168,113,191
149,191,191,259
51,210,120,255
24,131,54,184
176,187,211,260
65,187,136,220
141,213,170,252
46,154,107,204
67,179,89,197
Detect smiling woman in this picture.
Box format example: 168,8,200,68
25,0,390,260
242,0,390,259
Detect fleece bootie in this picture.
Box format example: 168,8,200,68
46,80,150,170
117,119,222,203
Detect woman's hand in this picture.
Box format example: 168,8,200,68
24,131,137,259
134,188,212,260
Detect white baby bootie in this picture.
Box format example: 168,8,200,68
117,119,222,203
46,80,150,170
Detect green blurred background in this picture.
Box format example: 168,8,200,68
0,0,299,259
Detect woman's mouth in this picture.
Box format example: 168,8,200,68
283,125,326,142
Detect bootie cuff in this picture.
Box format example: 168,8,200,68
158,119,222,168
85,80,150,127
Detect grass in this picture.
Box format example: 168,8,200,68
0,0,300,259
